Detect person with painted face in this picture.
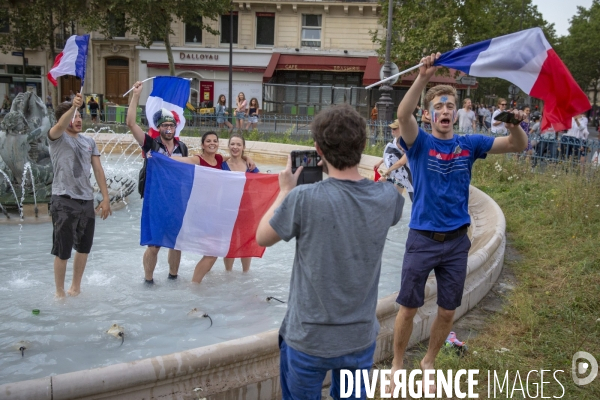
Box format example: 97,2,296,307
388,53,528,396
127,81,189,284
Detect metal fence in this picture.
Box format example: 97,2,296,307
81,110,600,168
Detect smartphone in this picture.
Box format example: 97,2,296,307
291,150,323,185
495,111,522,125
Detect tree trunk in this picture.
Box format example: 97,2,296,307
48,10,58,108
593,79,598,120
164,26,175,76
22,47,27,88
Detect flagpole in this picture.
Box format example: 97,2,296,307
122,76,156,97
365,63,423,89
72,81,84,123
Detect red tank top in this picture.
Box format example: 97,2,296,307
197,153,223,169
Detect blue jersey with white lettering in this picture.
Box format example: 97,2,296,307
400,129,494,231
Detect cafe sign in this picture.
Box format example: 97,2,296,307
179,52,219,61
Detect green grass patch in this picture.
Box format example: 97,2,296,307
372,156,600,399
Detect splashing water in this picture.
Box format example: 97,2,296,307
0,169,22,218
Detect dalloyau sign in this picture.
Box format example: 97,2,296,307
179,52,219,61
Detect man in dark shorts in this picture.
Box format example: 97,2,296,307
126,81,188,284
390,53,528,395
48,93,112,298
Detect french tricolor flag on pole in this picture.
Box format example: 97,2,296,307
146,76,190,139
140,152,280,258
47,35,90,86
435,28,590,131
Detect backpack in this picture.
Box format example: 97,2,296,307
138,138,188,198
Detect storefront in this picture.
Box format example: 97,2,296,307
0,51,48,105
137,47,273,110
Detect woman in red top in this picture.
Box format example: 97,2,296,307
172,131,255,283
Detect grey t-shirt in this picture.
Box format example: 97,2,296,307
270,178,404,357
49,133,100,200
457,109,476,132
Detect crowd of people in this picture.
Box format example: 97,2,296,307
46,56,587,398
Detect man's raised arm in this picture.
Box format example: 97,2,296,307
396,53,440,147
126,82,146,146
48,93,82,140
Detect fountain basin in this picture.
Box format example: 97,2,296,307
0,134,505,400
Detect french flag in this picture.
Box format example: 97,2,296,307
140,152,280,258
435,28,590,131
146,77,190,139
47,35,90,86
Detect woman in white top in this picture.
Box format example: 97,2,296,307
235,92,247,131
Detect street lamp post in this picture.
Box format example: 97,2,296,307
377,0,395,136
228,2,234,127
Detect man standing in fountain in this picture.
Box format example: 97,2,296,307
256,104,405,399
126,81,188,284
389,53,527,395
48,93,112,298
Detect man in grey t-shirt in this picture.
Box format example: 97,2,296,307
48,94,111,298
257,104,405,399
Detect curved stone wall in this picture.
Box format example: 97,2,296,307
0,136,505,400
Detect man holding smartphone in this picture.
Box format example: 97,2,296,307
257,104,405,399
389,52,527,396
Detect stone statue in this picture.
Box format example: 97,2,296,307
0,92,55,206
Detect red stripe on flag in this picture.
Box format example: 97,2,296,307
530,49,590,131
226,173,280,258
428,149,471,160
47,52,64,86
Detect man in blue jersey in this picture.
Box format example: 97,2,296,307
390,53,528,395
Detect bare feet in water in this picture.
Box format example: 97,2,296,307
67,287,81,297
55,288,66,299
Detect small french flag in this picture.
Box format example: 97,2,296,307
140,152,280,258
146,77,190,138
434,28,590,131
47,35,90,87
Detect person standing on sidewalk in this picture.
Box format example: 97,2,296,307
389,53,527,396
48,94,112,298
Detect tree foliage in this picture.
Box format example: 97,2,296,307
373,0,556,104
88,0,231,76
556,0,600,108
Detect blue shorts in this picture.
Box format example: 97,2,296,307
236,111,246,120
396,229,471,310
279,336,376,400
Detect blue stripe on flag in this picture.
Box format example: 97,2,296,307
150,77,190,108
434,39,491,74
74,35,89,82
140,152,194,248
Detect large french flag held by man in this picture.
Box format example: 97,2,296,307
47,35,90,86
141,152,280,258
146,77,190,139
434,28,590,131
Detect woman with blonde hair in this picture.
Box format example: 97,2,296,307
235,92,247,131
221,133,259,273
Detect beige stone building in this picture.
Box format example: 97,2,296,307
0,0,385,115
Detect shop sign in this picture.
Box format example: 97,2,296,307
180,52,219,61
281,64,364,72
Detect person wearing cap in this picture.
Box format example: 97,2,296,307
126,81,189,285
374,120,414,201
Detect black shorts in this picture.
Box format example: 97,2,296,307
396,229,471,310
50,195,96,260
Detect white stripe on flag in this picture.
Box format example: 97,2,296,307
174,167,246,256
470,29,552,94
